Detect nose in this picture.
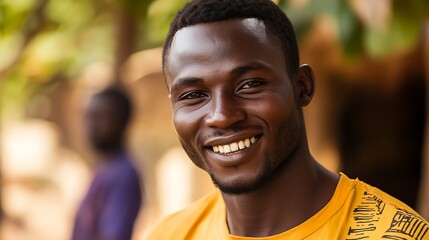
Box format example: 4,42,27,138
205,92,246,129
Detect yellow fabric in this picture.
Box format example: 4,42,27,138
146,174,429,239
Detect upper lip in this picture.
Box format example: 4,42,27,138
203,130,262,147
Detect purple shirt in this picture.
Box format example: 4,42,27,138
72,153,142,240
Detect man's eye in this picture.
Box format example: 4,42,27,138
241,80,264,89
179,91,206,100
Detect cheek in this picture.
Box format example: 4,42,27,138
249,93,296,128
173,108,202,144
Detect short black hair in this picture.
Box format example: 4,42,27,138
95,86,133,125
162,0,299,80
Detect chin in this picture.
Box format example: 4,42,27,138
210,172,270,195
209,151,295,196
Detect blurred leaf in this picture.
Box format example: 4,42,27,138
342,20,365,59
0,0,34,35
281,0,429,59
335,1,356,44
46,0,94,32
282,0,323,39
365,15,418,57
142,0,188,47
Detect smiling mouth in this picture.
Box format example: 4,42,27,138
211,136,259,154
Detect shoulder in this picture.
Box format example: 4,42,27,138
343,174,429,240
106,155,140,181
94,156,141,196
146,191,222,240
353,176,420,215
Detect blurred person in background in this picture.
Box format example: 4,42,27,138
146,0,429,239
72,86,142,240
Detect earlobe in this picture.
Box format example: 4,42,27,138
296,64,315,106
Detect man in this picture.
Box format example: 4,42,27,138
72,87,142,240
147,0,429,239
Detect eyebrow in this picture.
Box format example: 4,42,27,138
230,62,271,76
171,77,203,92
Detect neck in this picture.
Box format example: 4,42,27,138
221,142,339,237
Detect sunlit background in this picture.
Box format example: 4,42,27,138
0,0,428,239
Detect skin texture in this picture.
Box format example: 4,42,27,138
166,18,339,237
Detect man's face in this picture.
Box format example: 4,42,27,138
167,18,302,195
85,96,124,152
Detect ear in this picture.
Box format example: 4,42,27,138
295,64,315,106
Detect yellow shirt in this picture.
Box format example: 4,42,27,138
146,174,429,239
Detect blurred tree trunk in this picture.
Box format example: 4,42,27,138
112,3,138,84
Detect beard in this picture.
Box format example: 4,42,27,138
179,109,302,196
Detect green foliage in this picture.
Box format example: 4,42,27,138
281,0,429,59
364,0,428,57
0,0,188,120
142,0,188,48
0,0,114,113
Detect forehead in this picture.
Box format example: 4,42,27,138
166,18,284,83
172,18,269,48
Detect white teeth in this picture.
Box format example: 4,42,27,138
244,139,250,147
211,136,258,154
223,145,231,153
219,145,224,153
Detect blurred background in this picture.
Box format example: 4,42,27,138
0,0,428,239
